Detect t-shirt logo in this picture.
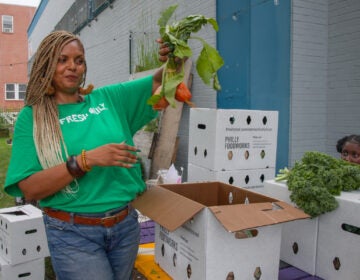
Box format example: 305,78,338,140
59,103,108,125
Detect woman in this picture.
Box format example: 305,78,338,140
4,30,176,280
336,134,360,164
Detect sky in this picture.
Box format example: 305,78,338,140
0,0,40,7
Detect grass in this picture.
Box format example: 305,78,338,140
0,137,16,208
0,137,56,279
0,137,141,279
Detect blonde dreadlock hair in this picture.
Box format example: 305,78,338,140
26,30,89,193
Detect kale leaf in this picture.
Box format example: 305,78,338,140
276,151,360,218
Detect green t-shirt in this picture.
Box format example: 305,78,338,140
5,75,157,213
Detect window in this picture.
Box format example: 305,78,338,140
5,83,26,100
2,15,13,33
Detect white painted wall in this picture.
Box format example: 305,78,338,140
28,0,360,175
290,0,360,165
326,0,360,158
290,0,328,165
79,0,217,179
28,0,217,179
28,1,73,58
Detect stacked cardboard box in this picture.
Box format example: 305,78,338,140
188,163,275,193
263,180,360,280
262,180,318,275
187,108,278,194
315,190,360,280
0,204,50,280
132,181,309,280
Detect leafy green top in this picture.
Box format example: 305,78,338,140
276,151,360,218
147,4,224,107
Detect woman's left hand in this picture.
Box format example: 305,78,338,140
84,142,139,169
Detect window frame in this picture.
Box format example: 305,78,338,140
5,83,26,101
2,15,14,33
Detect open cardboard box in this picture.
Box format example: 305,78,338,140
132,182,309,280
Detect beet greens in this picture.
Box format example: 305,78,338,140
147,4,224,107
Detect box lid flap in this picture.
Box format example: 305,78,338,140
209,201,309,232
0,204,42,219
132,186,204,231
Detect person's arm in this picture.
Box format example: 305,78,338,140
152,66,164,95
18,143,138,201
151,39,168,94
151,39,185,95
18,162,75,200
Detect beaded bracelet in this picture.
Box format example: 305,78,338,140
66,155,86,178
81,149,92,172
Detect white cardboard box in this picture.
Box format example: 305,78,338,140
187,163,275,194
0,255,44,280
0,205,49,265
263,180,319,275
188,108,278,171
132,182,309,280
316,190,360,280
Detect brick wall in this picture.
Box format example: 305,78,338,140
0,4,35,110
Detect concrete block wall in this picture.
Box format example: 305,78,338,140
28,1,73,58
79,0,216,180
290,0,328,165
28,0,216,179
290,0,360,164
28,0,360,173
326,0,360,158
73,0,216,88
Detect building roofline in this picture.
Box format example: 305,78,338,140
27,0,48,37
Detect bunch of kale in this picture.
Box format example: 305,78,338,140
276,151,360,218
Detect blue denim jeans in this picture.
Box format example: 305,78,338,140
43,206,140,280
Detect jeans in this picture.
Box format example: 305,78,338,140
43,206,140,280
